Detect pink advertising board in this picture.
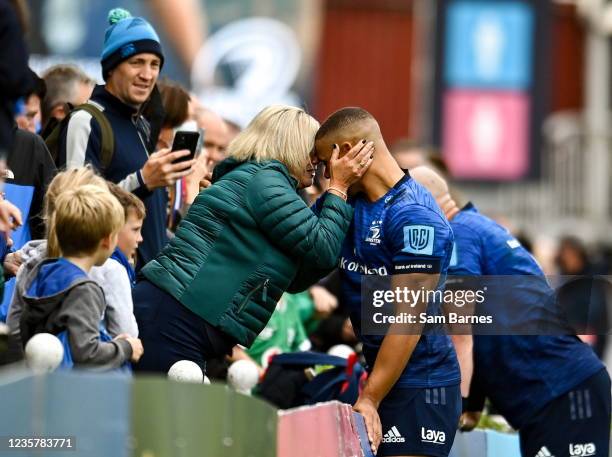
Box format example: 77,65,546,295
443,90,530,180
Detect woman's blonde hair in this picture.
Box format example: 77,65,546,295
43,166,108,257
226,105,319,177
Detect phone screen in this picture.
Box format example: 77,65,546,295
171,131,200,163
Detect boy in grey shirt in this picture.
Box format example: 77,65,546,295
19,184,142,369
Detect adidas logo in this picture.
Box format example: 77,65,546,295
382,426,405,443
535,446,554,457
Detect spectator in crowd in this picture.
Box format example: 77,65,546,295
153,80,210,228
40,64,95,133
4,126,56,241
389,138,427,170
5,167,108,361
0,0,31,264
556,236,609,358
57,8,196,268
14,73,46,134
89,183,144,338
0,0,34,160
154,79,190,151
196,108,230,171
133,105,373,374
557,236,591,276
0,127,57,321
224,118,242,143
108,182,145,274
19,184,143,369
390,139,451,180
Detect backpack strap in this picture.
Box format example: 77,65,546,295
43,117,64,164
75,102,115,170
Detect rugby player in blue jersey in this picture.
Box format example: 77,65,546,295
313,108,461,457
410,166,611,457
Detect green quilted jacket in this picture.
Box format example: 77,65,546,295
142,159,353,346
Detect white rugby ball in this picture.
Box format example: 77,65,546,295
25,333,64,373
227,360,260,394
168,360,204,383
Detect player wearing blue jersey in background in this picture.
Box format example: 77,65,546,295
314,108,461,457
410,166,610,457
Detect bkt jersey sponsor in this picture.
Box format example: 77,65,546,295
339,256,388,275
569,443,596,457
420,427,445,444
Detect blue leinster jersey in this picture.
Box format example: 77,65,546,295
448,203,604,428
340,174,460,388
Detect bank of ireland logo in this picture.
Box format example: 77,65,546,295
403,225,435,255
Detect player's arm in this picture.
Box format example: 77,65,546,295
459,360,485,431
451,334,473,398
444,270,475,398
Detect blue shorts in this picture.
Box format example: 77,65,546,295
377,384,461,457
132,279,235,374
519,368,611,457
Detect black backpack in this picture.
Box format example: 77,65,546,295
44,102,115,169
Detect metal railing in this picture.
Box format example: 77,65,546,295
459,111,611,242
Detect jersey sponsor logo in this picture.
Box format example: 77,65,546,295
507,239,521,249
420,427,445,444
535,446,554,457
365,221,382,245
382,426,405,443
403,225,435,255
394,262,435,272
569,443,596,457
339,256,388,275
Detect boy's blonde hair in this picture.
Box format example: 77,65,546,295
52,184,124,257
226,105,319,178
44,166,108,257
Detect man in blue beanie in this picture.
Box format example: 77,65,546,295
57,8,196,268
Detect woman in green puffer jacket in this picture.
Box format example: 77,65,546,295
133,105,374,374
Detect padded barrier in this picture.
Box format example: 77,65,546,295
0,370,530,457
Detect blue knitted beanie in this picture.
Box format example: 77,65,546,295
101,8,164,80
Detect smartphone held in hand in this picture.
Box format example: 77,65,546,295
172,131,201,163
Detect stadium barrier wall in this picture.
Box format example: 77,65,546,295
0,370,535,457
